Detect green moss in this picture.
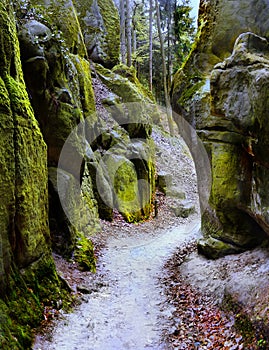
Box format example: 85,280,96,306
211,143,240,207
96,63,149,103
5,75,41,131
171,17,220,110
98,0,120,65
0,255,73,350
72,0,119,67
71,55,96,117
5,74,50,266
74,233,96,272
114,160,141,222
0,298,30,350
179,78,205,106
0,1,24,81
0,75,15,291
112,64,155,102
30,0,87,57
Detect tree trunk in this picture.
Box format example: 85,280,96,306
149,0,153,92
120,0,126,64
126,0,132,67
167,3,172,89
155,0,174,135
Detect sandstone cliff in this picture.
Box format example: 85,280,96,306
171,0,269,258
0,0,156,347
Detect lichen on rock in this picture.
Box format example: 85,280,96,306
171,0,269,258
73,0,120,67
0,0,159,346
0,1,70,348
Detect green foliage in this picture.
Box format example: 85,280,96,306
98,0,121,66
124,0,196,102
173,0,196,71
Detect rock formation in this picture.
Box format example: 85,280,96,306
73,0,120,68
171,0,269,258
0,0,156,347
0,1,67,348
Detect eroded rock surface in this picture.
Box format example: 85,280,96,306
0,0,157,347
171,0,269,258
73,0,120,67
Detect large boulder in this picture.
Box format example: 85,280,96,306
199,33,269,257
17,3,96,166
0,0,50,290
16,0,100,267
171,0,269,117
171,0,269,258
87,119,156,222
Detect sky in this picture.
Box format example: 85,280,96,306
189,0,200,25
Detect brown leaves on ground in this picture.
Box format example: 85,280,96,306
161,244,252,350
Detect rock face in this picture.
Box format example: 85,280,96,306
17,0,100,269
171,0,269,258
0,0,156,347
73,0,120,67
0,1,66,348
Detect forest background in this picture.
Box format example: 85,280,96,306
114,0,198,105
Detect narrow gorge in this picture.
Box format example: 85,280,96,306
0,0,269,349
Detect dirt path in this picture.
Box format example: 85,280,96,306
34,218,201,350
33,128,253,349
33,128,201,349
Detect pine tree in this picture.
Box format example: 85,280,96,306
174,0,195,71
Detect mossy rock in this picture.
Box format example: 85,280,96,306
104,153,142,222
28,0,87,57
112,64,155,102
49,167,99,270
0,2,78,348
0,256,71,349
86,158,114,221
94,66,156,138
73,0,120,67
74,233,96,272
0,75,15,293
4,74,50,269
197,236,244,259
127,138,156,219
17,7,96,168
70,54,96,118
96,63,152,104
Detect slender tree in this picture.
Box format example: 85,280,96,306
120,0,127,64
126,0,132,66
149,0,153,92
155,0,174,135
174,0,195,71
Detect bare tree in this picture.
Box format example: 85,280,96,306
155,0,174,135
126,0,132,67
120,0,126,64
149,0,153,92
